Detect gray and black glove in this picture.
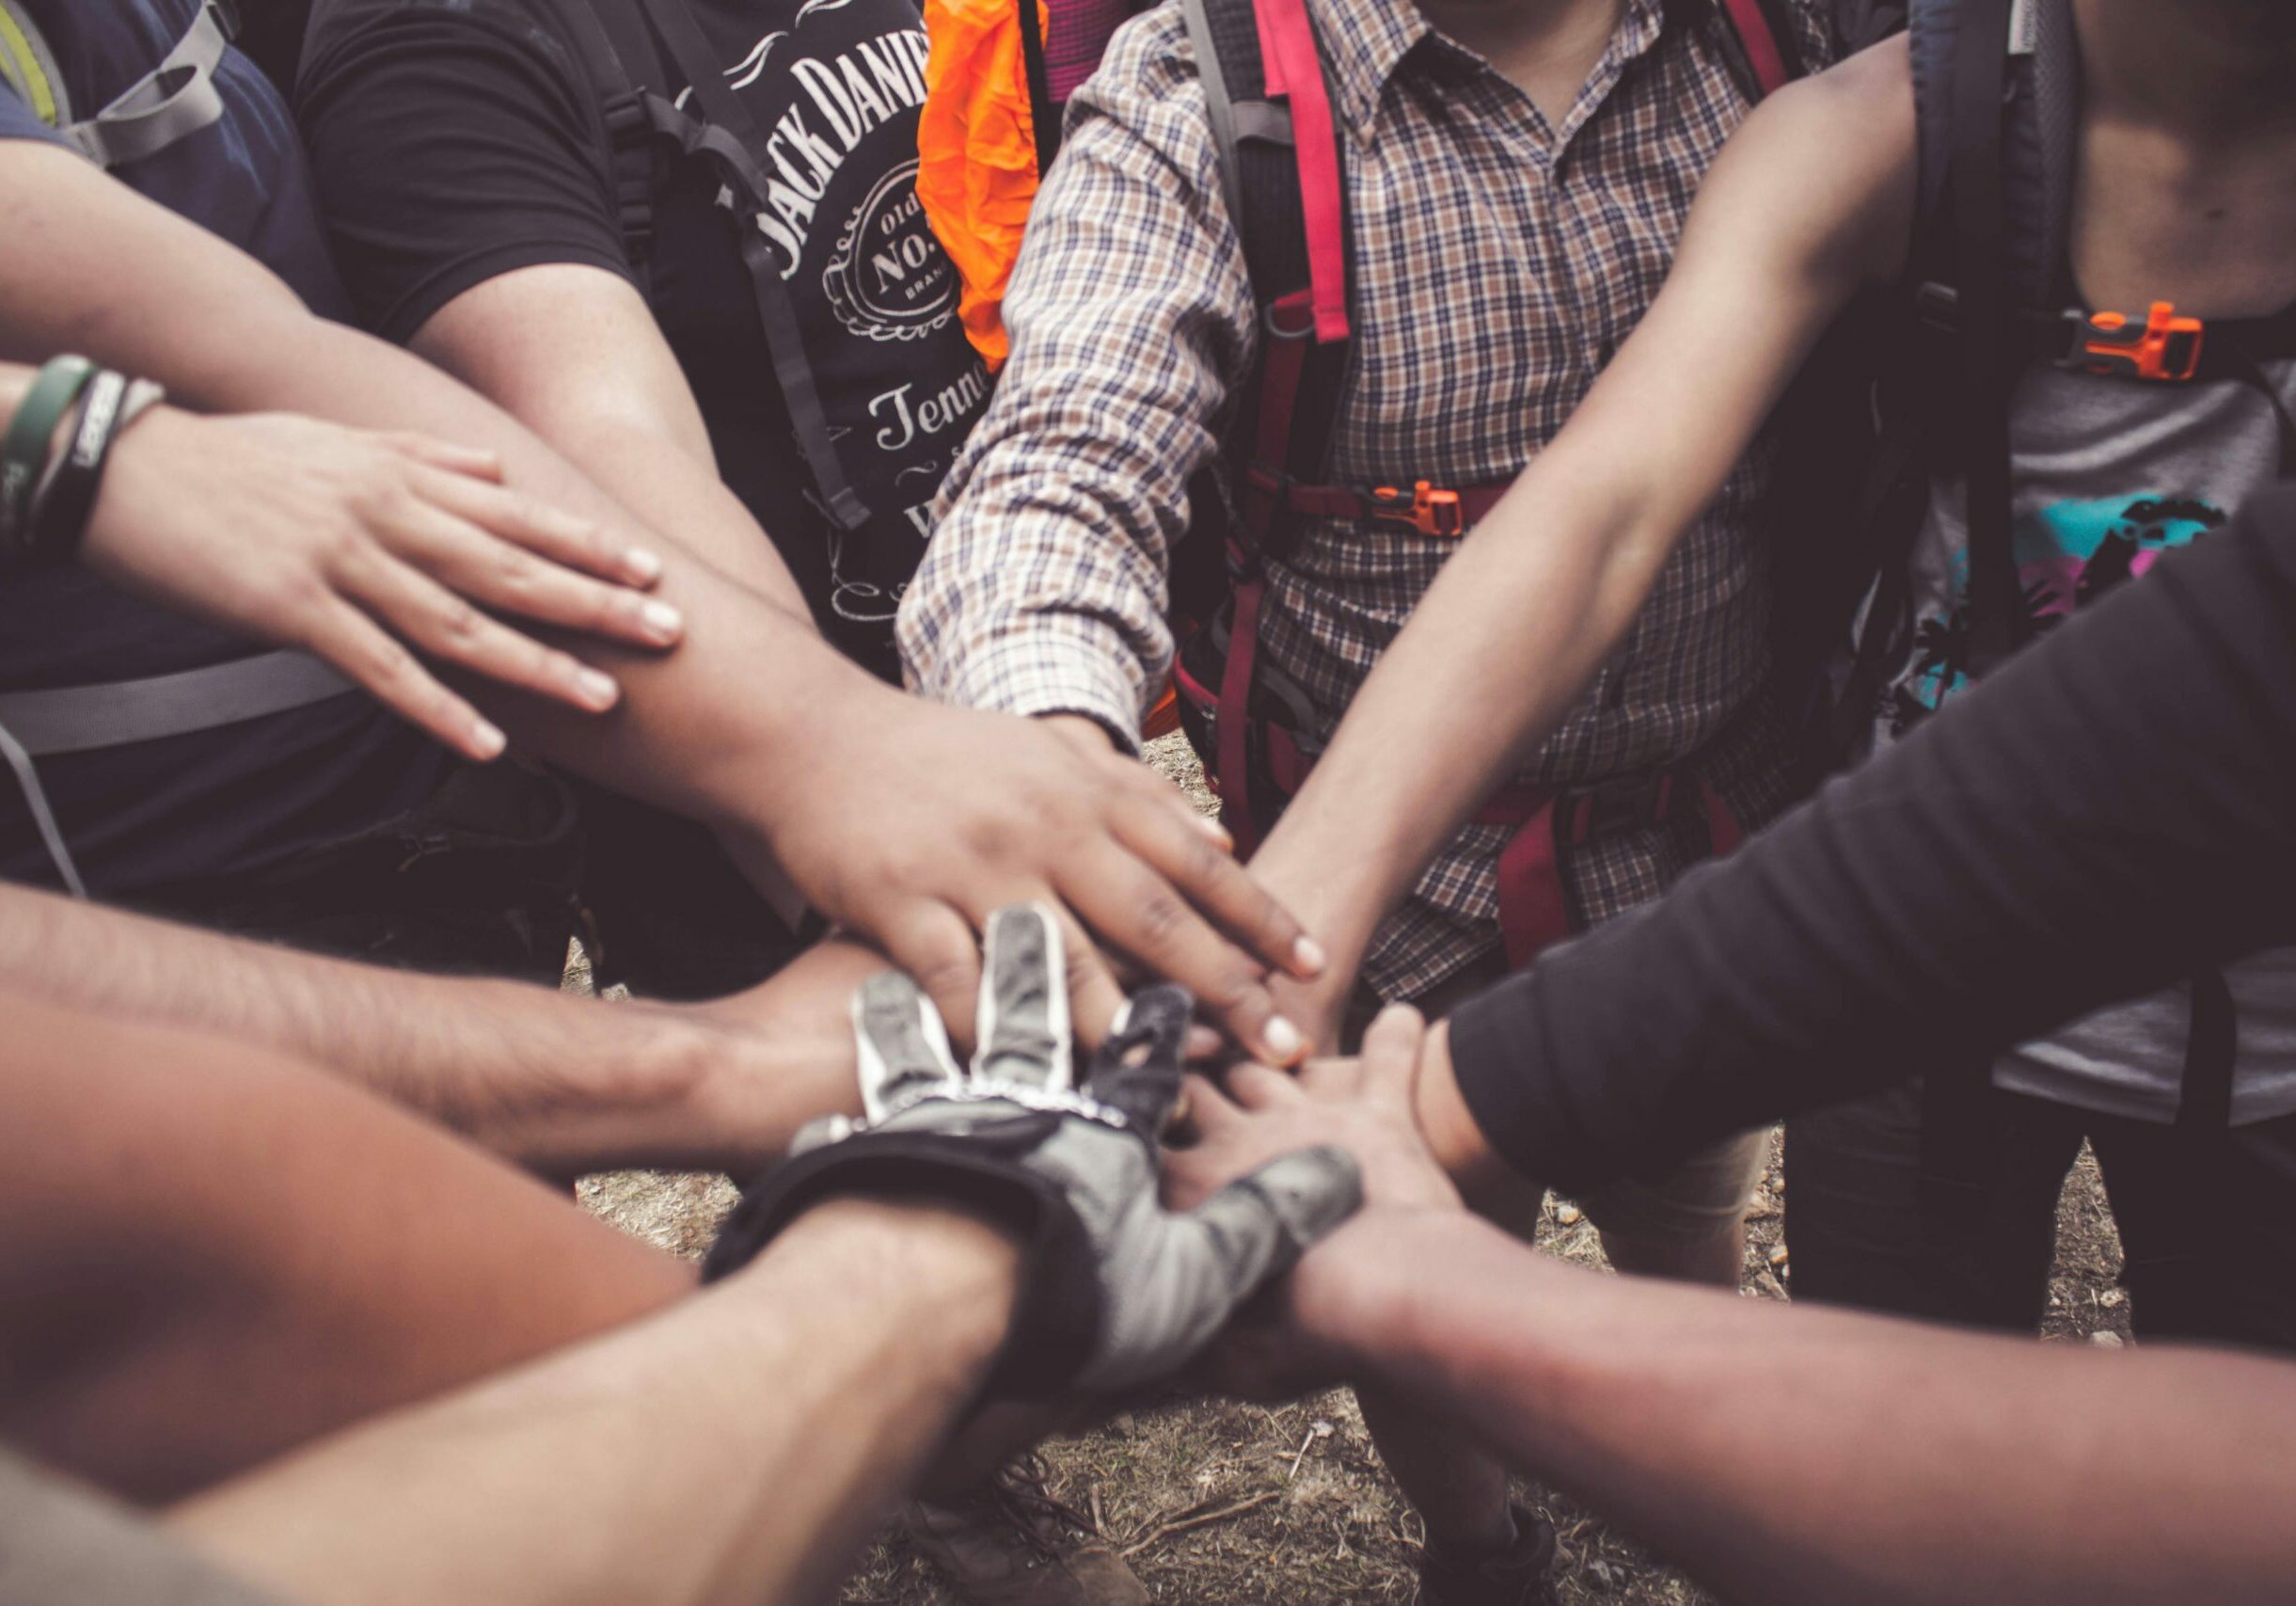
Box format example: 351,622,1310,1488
703,904,1362,1394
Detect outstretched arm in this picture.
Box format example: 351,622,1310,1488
1310,1213,2296,1606
170,905,1363,1606
1246,40,1919,1037
170,1199,1021,1606
1170,1011,2296,1606
1424,477,2296,1201
0,878,873,1180
0,137,1315,1056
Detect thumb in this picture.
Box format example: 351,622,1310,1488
1079,1146,1363,1393
1187,1146,1366,1294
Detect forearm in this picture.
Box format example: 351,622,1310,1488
3,143,864,838
1319,1212,2296,1605
1249,57,1910,969
1248,469,1670,968
170,1199,1020,1606
0,881,857,1177
1439,485,2296,1194
408,265,810,613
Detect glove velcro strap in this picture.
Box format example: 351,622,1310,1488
703,1124,1103,1397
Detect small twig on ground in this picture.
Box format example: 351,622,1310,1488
1089,1484,1105,1537
1118,1490,1282,1559
1285,1418,1336,1483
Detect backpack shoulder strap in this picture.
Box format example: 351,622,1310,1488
1708,0,1808,101
623,0,871,530
0,0,71,128
1907,0,2073,677
12,0,236,170
541,0,664,278
1908,0,2072,306
1015,0,1059,173
1184,0,1350,552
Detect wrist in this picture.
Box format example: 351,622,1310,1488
1248,828,1388,981
775,1195,1025,1357
1416,1019,1550,1227
1284,1207,1460,1373
703,650,895,848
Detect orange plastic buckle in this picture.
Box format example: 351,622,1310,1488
2069,301,2205,382
1367,480,1466,536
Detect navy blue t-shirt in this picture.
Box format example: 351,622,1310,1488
0,0,450,894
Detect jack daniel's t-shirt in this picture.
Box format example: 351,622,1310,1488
296,0,990,675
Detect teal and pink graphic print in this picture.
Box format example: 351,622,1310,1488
1892,493,2225,733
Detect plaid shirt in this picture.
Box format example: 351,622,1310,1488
902,0,1833,998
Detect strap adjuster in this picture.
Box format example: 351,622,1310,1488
1365,480,1465,537
2062,301,2205,383
1560,771,1678,847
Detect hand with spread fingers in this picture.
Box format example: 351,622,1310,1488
704,904,1363,1394
1160,1005,1468,1398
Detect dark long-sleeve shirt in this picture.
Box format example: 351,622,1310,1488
1449,484,2296,1195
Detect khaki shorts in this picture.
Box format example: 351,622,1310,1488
1351,953,1765,1250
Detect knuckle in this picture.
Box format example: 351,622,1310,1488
1131,888,1192,952
357,635,416,685
435,596,487,645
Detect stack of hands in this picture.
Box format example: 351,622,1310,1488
706,903,1463,1407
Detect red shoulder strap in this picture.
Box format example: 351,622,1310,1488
1250,0,1348,342
1717,0,1795,98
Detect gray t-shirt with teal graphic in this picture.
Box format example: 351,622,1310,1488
1873,357,2296,1125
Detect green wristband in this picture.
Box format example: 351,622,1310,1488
1,355,96,555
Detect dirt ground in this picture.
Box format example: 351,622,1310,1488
577,735,2137,1605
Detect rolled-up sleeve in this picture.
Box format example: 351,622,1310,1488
898,5,1258,746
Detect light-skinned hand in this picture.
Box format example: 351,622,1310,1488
83,407,683,761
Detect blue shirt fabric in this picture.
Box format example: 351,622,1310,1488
0,0,450,895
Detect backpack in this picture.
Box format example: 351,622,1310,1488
918,0,1825,882
1874,0,2296,691
1890,0,2296,1183
511,0,879,538
0,0,243,167
0,0,373,902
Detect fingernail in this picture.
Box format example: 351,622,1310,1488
1261,1015,1304,1063
641,598,684,640
1195,813,1233,846
1292,934,1327,976
471,721,508,759
576,668,618,708
625,548,664,584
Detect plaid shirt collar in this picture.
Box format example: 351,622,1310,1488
1312,0,1674,144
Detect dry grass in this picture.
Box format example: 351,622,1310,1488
576,734,2135,1603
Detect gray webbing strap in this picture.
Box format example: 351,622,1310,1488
58,0,233,170
639,0,873,533
1181,0,1245,234
0,649,354,756
0,715,87,897
636,92,870,531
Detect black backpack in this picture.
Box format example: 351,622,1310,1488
1888,0,2296,1181
1867,0,2296,692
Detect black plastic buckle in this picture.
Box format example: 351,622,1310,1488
1560,771,1678,846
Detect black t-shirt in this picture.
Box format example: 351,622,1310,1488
296,0,990,676
1447,484,2296,1195
0,0,450,894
